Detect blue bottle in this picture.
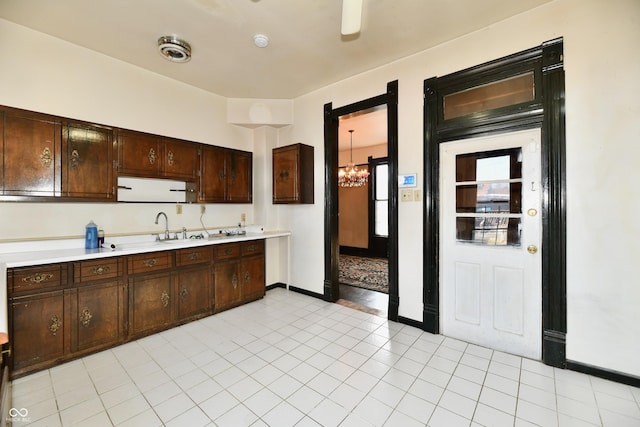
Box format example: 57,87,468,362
85,220,99,249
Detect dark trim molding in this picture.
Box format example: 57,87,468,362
566,361,640,389
324,81,399,319
423,38,567,368
266,283,287,291
398,316,424,331
289,285,325,300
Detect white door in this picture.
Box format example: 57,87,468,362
440,128,542,359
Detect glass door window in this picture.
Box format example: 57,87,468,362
455,148,522,246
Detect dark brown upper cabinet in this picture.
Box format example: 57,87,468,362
1,108,62,198
116,130,163,178
164,138,199,181
272,143,314,204
199,146,252,203
62,122,116,201
117,130,199,182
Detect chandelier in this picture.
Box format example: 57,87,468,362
338,130,370,188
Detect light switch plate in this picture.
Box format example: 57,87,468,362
401,189,414,202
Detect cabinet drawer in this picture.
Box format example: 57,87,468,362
73,258,121,283
241,240,264,256
213,243,241,260
8,264,66,295
176,247,212,267
128,252,172,274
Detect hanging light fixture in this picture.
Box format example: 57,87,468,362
338,129,369,187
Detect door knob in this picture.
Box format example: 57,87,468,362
527,245,538,254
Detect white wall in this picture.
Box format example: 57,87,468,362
1,0,639,379
286,0,640,378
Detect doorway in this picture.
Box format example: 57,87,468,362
323,81,399,320
338,109,389,314
440,129,542,359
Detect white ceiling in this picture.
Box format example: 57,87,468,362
0,0,551,100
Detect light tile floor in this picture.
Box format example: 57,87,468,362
10,288,640,426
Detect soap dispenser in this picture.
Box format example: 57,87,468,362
85,220,99,249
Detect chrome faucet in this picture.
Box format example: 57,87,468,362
155,211,170,240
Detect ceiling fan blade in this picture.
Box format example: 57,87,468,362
341,0,363,35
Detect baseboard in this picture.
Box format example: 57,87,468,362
398,315,424,330
289,285,326,301
266,282,286,291
566,360,640,388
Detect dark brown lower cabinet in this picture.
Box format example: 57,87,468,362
129,271,174,338
214,240,265,312
10,291,66,377
6,239,264,378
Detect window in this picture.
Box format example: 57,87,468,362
455,148,522,246
374,163,388,237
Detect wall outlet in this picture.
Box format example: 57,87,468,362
414,190,422,202
176,204,183,214
200,205,206,214
240,213,246,222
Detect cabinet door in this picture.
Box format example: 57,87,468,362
241,255,265,303
227,150,252,203
10,292,66,374
164,139,198,180
214,260,241,311
199,146,226,202
117,130,162,177
129,272,173,336
62,123,116,200
72,281,124,352
176,265,211,321
273,145,299,203
2,109,61,197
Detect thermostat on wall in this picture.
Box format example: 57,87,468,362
398,173,417,188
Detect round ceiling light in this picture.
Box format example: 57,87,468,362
253,34,269,48
158,35,192,63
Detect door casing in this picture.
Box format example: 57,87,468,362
324,81,399,319
423,38,566,367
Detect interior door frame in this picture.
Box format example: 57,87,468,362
324,81,399,319
423,39,566,367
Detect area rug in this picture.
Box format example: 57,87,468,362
339,254,389,294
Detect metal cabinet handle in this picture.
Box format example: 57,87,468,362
93,265,111,275
148,148,156,165
161,290,170,307
180,287,189,299
80,308,93,327
142,259,158,267
22,273,54,284
40,147,53,167
71,149,80,168
49,315,62,335
232,274,238,289
167,150,174,166
188,253,201,261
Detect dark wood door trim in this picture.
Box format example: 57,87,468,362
324,81,399,320
422,39,566,367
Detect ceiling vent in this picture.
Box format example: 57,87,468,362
158,35,192,63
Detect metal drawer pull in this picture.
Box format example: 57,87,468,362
161,290,170,307
167,150,174,166
80,308,93,327
223,248,232,255
142,259,158,267
22,273,54,284
49,315,62,335
93,265,111,275
188,253,201,261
